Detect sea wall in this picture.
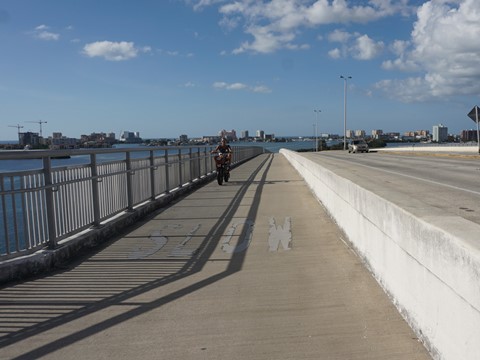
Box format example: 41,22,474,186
280,149,480,360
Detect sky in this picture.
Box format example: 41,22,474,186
1,0,480,141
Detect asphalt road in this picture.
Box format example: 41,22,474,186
302,151,480,226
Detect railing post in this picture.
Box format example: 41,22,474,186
149,150,156,200
164,150,170,193
126,152,134,211
188,147,193,183
204,147,208,176
178,148,183,188
197,147,201,179
43,157,57,249
90,154,102,227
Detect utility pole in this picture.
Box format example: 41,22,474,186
340,75,352,150
314,109,321,152
26,120,47,137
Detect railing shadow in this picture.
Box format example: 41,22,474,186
0,153,274,359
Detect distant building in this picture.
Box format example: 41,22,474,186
345,130,354,138
372,130,383,139
218,129,237,141
461,130,479,142
120,131,142,143
404,130,429,139
385,132,401,140
354,129,366,138
81,132,117,147
19,132,40,147
203,135,222,144
241,130,249,140
179,134,188,143
256,130,265,139
48,132,78,149
432,124,448,143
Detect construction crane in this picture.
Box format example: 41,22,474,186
26,120,47,137
8,124,24,136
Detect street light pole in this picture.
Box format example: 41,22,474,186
340,75,352,150
314,109,321,152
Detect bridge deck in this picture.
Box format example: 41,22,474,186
0,153,430,359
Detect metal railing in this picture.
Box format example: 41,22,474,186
0,145,263,261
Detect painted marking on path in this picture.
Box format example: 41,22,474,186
128,230,168,259
268,217,292,252
169,224,202,257
221,219,255,254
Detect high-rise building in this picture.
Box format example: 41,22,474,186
372,129,383,138
433,124,448,142
354,129,366,138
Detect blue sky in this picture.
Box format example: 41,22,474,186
1,0,479,141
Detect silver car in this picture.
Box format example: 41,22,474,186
348,139,369,153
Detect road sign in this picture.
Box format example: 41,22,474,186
467,106,480,123
467,105,480,154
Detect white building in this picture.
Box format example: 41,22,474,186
432,124,448,142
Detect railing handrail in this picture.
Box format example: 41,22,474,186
0,145,216,160
0,145,264,261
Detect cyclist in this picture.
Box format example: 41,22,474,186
211,138,232,170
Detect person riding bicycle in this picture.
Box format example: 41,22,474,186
211,138,232,170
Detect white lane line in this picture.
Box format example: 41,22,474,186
348,160,480,196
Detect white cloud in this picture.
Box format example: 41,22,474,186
32,24,59,41
213,81,271,93
207,0,412,54
83,41,145,61
327,29,352,43
377,0,480,101
192,0,225,12
328,48,342,59
252,85,272,93
353,34,384,60
213,82,247,90
327,30,383,60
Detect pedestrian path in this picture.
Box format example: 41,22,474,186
0,153,431,359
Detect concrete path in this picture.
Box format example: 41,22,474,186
0,153,431,359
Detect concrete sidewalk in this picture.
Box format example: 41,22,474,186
0,153,430,359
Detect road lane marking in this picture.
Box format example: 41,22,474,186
344,160,480,196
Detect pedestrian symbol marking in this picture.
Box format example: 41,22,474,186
268,217,292,251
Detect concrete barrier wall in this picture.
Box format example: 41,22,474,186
280,149,480,360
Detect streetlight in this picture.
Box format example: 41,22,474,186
314,109,321,152
340,75,352,150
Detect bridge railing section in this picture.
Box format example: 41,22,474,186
0,145,263,261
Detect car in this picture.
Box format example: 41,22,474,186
348,139,369,153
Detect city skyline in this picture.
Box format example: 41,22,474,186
6,122,469,143
1,1,480,141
